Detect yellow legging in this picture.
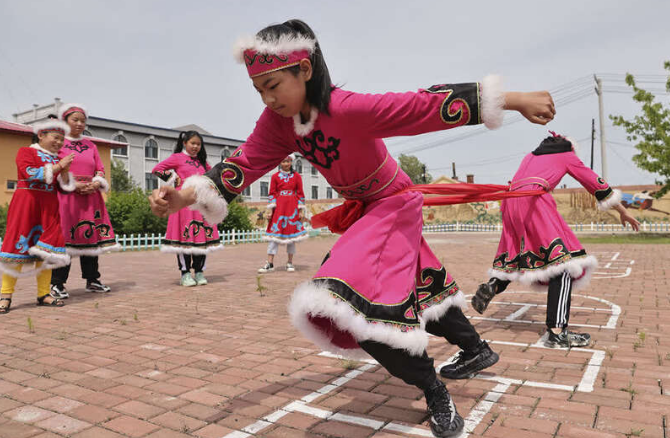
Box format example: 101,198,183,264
1,263,52,298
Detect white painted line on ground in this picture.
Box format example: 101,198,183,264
593,267,632,278
383,422,435,436
577,350,606,392
485,301,611,312
225,432,252,438
604,262,612,269
331,412,385,429
612,252,620,261
630,260,635,265
241,420,273,434
503,304,532,321
469,316,607,330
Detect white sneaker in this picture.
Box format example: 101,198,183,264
50,284,69,299
258,262,274,273
286,263,295,272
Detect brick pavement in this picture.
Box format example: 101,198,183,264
0,233,668,437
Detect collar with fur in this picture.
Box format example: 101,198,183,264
30,143,58,157
293,108,319,137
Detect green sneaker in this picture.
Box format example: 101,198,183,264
194,272,208,286
180,273,196,287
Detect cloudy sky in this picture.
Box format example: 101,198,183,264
1,0,668,186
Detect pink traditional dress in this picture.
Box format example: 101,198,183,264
185,76,506,359
57,137,119,255
489,135,621,290
152,152,222,254
0,145,74,276
265,170,308,243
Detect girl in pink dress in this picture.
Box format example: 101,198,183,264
258,154,307,273
50,104,119,298
152,131,222,286
149,19,557,437
471,134,639,348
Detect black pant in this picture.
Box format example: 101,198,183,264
359,306,481,391
51,256,100,286
546,272,572,329
176,254,206,273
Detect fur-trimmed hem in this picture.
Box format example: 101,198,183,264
160,244,224,255
482,75,505,130
419,291,468,325
489,255,598,291
92,175,110,193
182,175,229,224
598,189,622,211
262,234,309,244
293,108,319,137
27,246,70,269
66,243,121,256
57,172,76,192
44,163,54,185
0,262,50,278
288,281,429,358
266,203,276,209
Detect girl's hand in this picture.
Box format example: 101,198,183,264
265,209,274,220
59,153,75,171
75,182,89,194
619,211,640,231
149,186,194,217
174,176,182,187
504,91,556,125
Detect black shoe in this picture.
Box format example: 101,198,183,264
544,328,591,348
424,380,464,438
471,280,497,314
86,280,111,293
439,341,499,379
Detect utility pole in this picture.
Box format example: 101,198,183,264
451,162,456,180
594,75,608,180
590,118,595,169
422,164,427,183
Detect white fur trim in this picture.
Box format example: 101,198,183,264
293,108,319,136
289,281,430,358
419,291,468,325
233,34,316,63
0,262,49,278
57,172,76,192
481,75,505,130
44,164,54,185
489,255,598,292
58,103,88,120
92,175,109,193
29,143,57,157
597,188,622,211
27,246,71,269
66,243,121,256
266,203,277,209
298,204,306,211
182,175,229,224
262,234,309,244
159,244,223,255
33,120,70,136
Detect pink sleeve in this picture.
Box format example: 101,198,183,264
152,154,178,182
338,76,504,138
92,144,105,176
565,152,620,209
201,109,292,203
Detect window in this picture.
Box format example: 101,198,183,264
260,181,269,198
294,158,303,174
144,138,158,159
82,129,92,137
6,180,17,190
220,148,231,161
242,186,251,197
145,172,158,191
311,164,318,176
311,185,319,200
327,187,333,199
112,133,128,156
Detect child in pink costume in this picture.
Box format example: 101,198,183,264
258,154,307,273
152,131,222,286
50,104,119,298
471,134,639,349
149,20,556,438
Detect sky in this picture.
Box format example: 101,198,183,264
1,0,669,187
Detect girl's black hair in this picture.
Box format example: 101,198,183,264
174,130,207,168
256,19,333,115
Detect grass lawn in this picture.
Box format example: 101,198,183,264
579,233,670,244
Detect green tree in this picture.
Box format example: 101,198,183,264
610,61,670,197
398,154,433,184
106,188,167,235
0,203,8,238
111,158,136,192
219,198,254,232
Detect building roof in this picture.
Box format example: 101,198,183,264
0,119,128,148
172,124,212,135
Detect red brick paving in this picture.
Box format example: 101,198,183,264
0,234,668,437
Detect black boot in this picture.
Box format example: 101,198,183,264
424,380,464,437
439,340,499,379
471,278,508,314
